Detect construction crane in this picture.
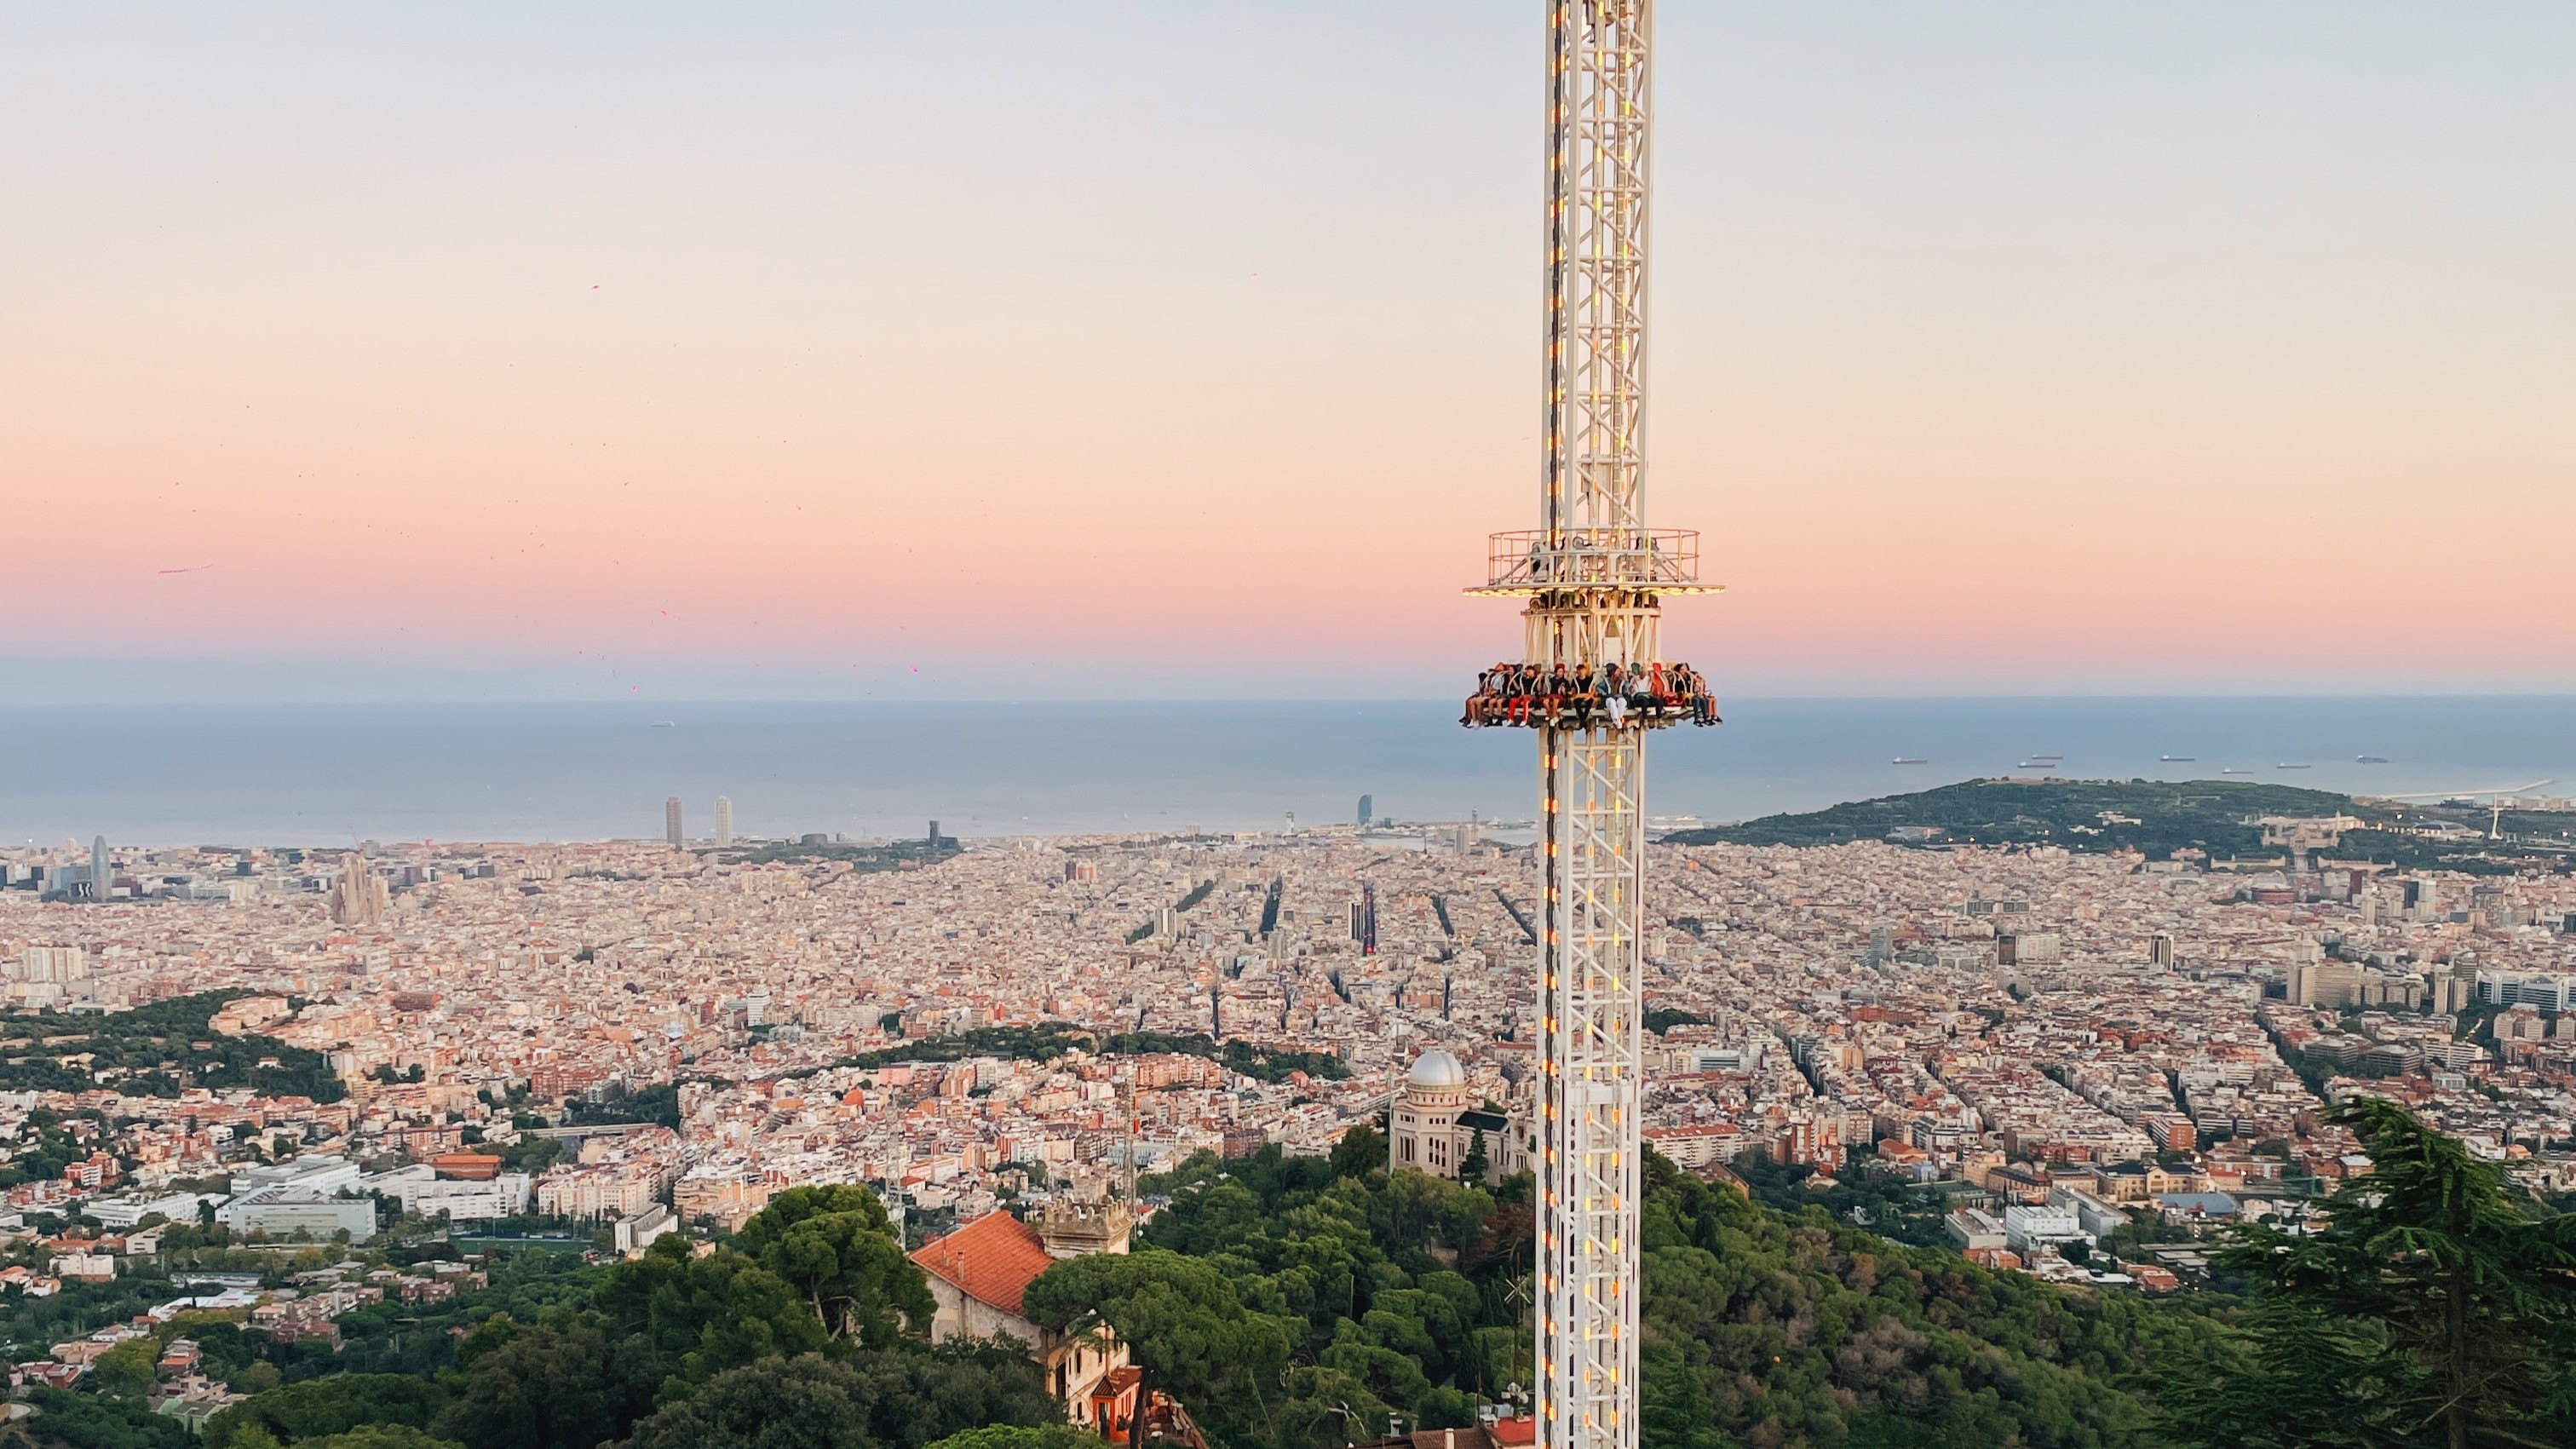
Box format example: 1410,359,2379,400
1461,7,1716,1447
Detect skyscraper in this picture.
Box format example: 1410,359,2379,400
714,796,735,848
665,796,684,848
1357,794,1373,826
90,836,109,901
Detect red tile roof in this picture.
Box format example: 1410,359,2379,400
911,1210,1055,1317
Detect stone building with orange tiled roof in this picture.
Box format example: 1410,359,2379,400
911,1199,1137,1434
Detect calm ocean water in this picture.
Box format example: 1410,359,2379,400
1,698,2570,847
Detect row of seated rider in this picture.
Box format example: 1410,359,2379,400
1462,660,1718,726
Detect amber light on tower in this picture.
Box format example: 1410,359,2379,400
1458,6,1718,1449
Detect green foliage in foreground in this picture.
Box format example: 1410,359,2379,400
2163,1096,2576,1448
288,1429,463,1449
186,1183,953,1449
1081,1143,2217,1449
204,1374,447,1449
925,1427,1111,1449
619,1346,1059,1449
1641,1154,2211,1448
1061,1139,2215,1443
1023,1249,1291,1448
727,1186,935,1348
49,1107,2576,1449
59,1109,2576,1449
19,1386,193,1449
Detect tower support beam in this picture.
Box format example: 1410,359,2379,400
1462,8,1715,1449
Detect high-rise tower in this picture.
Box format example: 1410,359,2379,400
1461,7,1716,1448
664,796,684,848
714,796,735,848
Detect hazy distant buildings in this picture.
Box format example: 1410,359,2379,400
9,944,91,1008
21,946,89,984
1996,931,2060,966
329,853,389,928
665,797,684,848
714,797,734,848
37,837,114,902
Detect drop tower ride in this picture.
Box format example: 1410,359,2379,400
1462,6,1716,1449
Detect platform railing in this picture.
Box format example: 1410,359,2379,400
1481,528,1700,591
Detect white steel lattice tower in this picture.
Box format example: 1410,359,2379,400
1462,6,1717,1449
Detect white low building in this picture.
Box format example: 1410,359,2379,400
1944,1208,2009,1251
2049,1185,2131,1239
2003,1203,2084,1252
614,1205,676,1256
218,1159,377,1241
220,1191,377,1242
361,1166,532,1222
87,1193,225,1230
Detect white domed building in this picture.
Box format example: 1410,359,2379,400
1389,1049,1529,1185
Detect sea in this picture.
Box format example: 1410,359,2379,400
1,697,2570,848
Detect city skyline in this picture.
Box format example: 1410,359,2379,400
1,8,2570,1445
8,3,2573,703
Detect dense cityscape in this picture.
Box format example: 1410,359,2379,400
3,796,2572,1330
12,1,2573,1440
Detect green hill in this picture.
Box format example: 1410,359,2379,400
1668,778,2573,874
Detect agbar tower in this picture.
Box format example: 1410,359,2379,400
1462,6,1716,1449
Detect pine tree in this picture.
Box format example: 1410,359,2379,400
2176,1096,2576,1449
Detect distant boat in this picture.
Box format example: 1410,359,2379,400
2277,762,2310,770
2160,754,2195,762
2356,756,2389,764
2029,753,2063,762
2222,767,2256,775
649,721,677,728
1891,757,1929,765
2016,761,2058,770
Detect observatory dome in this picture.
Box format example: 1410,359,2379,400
1406,1049,1467,1090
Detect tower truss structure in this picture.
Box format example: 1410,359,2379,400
1462,6,1716,1449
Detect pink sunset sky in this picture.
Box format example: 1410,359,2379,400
5,3,2572,701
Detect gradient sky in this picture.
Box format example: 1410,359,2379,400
5,3,2572,701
